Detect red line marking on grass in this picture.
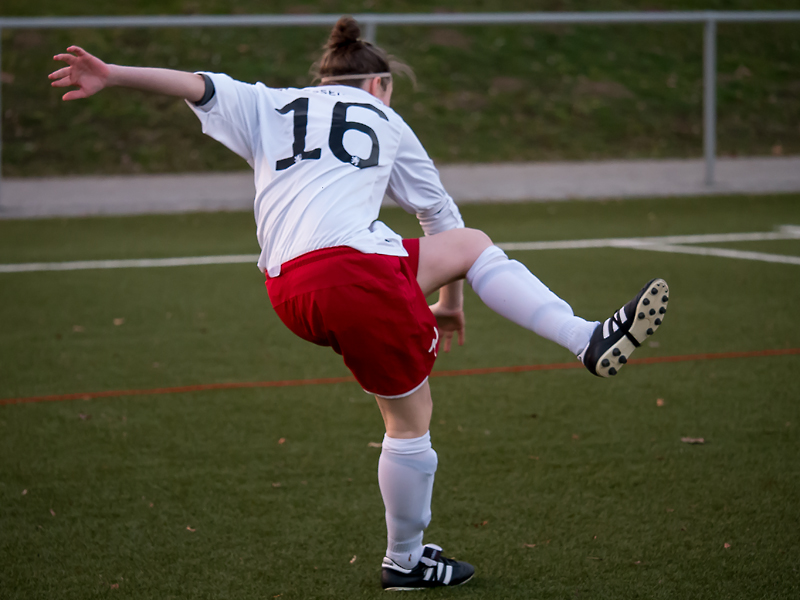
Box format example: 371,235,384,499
2,348,798,407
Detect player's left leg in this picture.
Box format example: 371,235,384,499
374,381,475,590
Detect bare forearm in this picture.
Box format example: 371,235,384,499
107,65,205,102
438,280,464,310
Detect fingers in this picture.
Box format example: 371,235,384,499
442,331,453,353
52,52,78,65
53,46,88,65
50,76,74,88
62,89,88,101
48,66,70,80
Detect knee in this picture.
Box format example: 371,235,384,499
459,228,493,265
462,228,493,251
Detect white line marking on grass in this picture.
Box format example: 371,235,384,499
2,227,798,273
498,228,800,251
0,254,259,273
623,244,800,266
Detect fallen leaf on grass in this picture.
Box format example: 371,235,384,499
524,543,536,548
72,325,85,333
349,555,357,564
656,398,665,407
22,489,27,495
149,503,154,508
49,509,56,516
724,543,731,549
681,437,705,444
78,413,91,420
666,508,674,512
472,520,489,528
186,526,195,532
110,584,119,590
588,556,602,560
529,455,539,460
113,318,125,326
572,433,580,440
272,482,281,488
277,438,286,445
367,441,382,448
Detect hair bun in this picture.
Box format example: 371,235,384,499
327,16,361,49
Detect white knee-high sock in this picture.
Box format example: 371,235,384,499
378,432,438,569
466,246,598,355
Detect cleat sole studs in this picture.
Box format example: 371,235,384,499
638,312,645,319
613,348,621,356
619,356,627,364
608,368,617,376
643,298,650,306
601,359,610,367
659,306,666,314
651,288,658,295
649,308,656,315
655,318,662,325
647,328,654,335
662,295,669,302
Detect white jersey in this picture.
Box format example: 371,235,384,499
188,73,464,276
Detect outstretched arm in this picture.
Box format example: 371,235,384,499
49,46,205,102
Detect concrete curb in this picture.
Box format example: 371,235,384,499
1,156,798,219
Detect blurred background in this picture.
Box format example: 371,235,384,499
1,1,798,177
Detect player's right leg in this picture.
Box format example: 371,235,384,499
417,228,668,376
418,228,598,357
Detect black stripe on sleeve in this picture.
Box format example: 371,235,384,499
194,74,216,107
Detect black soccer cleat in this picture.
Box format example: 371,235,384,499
578,278,669,377
381,544,475,591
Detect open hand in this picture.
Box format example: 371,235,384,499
49,46,110,101
429,302,465,353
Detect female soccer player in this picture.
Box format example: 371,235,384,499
49,16,668,590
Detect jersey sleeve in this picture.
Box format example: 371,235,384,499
386,122,464,236
185,72,261,166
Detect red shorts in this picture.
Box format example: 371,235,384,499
265,239,439,397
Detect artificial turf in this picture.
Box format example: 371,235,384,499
1,194,799,598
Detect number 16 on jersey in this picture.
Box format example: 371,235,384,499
275,98,388,171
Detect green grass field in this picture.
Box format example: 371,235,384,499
1,194,799,598
2,0,799,176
